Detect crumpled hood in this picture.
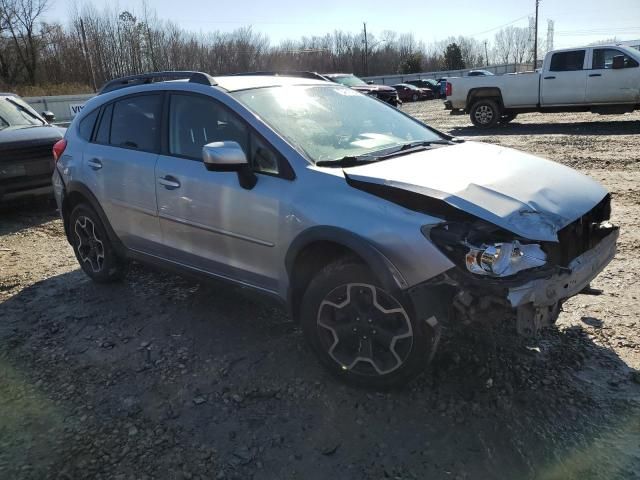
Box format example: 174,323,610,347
343,141,608,242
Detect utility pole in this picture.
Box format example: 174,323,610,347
533,0,540,68
484,40,489,67
80,18,98,92
362,22,369,76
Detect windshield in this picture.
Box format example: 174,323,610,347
331,75,367,87
233,85,443,163
0,97,44,128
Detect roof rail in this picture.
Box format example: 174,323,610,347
99,71,217,95
232,71,329,81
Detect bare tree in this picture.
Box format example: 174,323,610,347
0,0,49,84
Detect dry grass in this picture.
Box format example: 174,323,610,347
5,83,95,97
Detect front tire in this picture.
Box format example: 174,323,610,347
411,93,419,102
69,203,126,283
470,99,501,128
301,259,440,389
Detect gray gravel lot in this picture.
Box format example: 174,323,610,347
1,101,639,480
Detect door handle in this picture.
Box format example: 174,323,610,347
589,73,602,77
87,158,102,170
544,76,556,80
158,176,181,189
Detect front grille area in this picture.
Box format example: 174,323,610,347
1,142,55,163
552,194,614,266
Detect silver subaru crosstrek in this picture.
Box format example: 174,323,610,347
52,71,618,388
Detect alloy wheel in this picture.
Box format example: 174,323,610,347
316,283,413,376
474,105,494,125
74,216,105,273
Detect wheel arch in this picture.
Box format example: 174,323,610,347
63,181,125,255
284,227,407,323
466,87,504,111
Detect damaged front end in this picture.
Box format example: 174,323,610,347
417,195,618,336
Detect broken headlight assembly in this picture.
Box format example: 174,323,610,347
464,241,546,277
425,223,548,278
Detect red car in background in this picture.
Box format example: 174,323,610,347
391,83,434,102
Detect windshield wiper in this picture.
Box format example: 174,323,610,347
315,154,379,168
5,98,45,125
371,140,455,160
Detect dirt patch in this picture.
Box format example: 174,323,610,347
1,102,639,480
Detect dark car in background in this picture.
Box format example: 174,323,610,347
406,78,439,97
0,93,63,203
391,83,433,102
467,70,495,77
322,73,401,106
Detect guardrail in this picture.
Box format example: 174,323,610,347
24,93,95,124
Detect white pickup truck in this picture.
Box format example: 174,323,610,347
444,45,640,128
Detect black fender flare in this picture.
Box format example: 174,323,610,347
64,180,126,256
284,226,408,308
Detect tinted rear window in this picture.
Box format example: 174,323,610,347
109,94,162,152
94,104,112,144
550,50,585,72
78,109,99,141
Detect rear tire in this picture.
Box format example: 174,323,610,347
69,203,126,283
300,259,441,389
470,99,501,128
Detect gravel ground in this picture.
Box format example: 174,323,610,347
1,102,639,480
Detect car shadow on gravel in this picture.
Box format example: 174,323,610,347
0,197,58,236
450,120,640,137
1,265,639,480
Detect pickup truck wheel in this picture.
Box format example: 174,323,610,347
301,259,440,389
499,113,518,124
470,99,500,128
69,203,126,283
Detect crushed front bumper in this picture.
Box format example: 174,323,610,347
409,227,619,337
508,228,618,308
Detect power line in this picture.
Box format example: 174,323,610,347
467,13,533,37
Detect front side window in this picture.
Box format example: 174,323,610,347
550,50,586,72
168,94,280,175
169,94,249,159
233,85,444,163
110,94,162,152
592,48,639,69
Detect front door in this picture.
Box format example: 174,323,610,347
155,93,289,292
541,49,588,106
586,48,640,104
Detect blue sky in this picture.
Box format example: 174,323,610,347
46,0,640,49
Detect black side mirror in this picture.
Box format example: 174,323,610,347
367,80,374,85
612,55,625,69
42,111,55,123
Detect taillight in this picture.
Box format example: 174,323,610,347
445,82,452,97
52,139,67,162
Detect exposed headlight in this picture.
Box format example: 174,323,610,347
425,223,548,278
464,240,546,277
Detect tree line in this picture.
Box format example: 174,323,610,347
0,0,546,92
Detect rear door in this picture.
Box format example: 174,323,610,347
586,47,640,104
541,50,588,105
82,93,163,252
155,92,290,292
